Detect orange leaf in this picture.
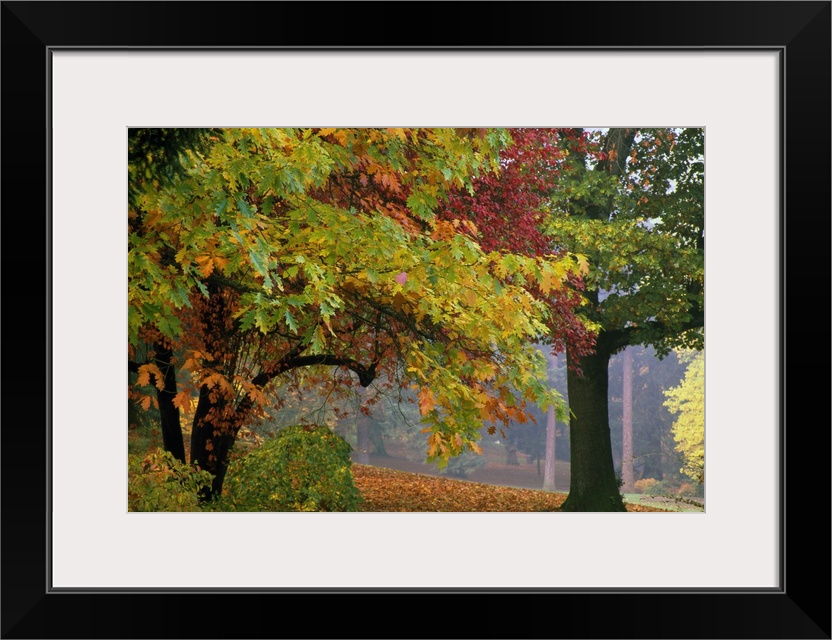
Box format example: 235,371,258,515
172,391,191,409
136,363,165,390
136,366,151,387
212,255,229,273
418,388,436,415
195,255,215,277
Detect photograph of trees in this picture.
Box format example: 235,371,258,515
127,127,704,513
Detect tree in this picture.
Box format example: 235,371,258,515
621,346,635,492
542,350,562,491
438,128,596,359
607,345,688,484
663,350,705,484
128,128,589,500
128,129,220,463
437,128,596,475
546,128,705,511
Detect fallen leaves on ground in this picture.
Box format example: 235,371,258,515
352,464,667,512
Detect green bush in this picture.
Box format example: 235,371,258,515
222,424,362,512
128,448,214,512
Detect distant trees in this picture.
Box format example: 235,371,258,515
664,350,705,484
608,345,690,485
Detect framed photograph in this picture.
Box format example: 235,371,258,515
2,1,829,638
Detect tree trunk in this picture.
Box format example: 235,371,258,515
354,385,371,464
643,443,664,481
542,404,557,491
355,416,371,464
542,351,559,491
152,343,186,463
621,347,635,493
560,342,626,512
190,387,240,500
505,434,519,465
369,423,389,457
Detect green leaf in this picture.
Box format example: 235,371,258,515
284,309,298,332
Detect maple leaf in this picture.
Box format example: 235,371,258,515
540,268,561,294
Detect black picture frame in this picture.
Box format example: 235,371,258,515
2,2,829,638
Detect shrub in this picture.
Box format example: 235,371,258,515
440,451,487,478
128,448,214,512
651,479,680,496
677,482,703,498
634,477,660,494
222,424,362,512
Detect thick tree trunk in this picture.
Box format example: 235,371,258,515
621,347,635,493
190,387,240,500
560,342,626,512
542,404,557,491
153,343,186,463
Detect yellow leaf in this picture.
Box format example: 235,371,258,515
140,395,152,411
387,127,407,141
427,433,441,458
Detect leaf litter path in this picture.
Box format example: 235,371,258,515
352,463,667,512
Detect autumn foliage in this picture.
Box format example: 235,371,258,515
438,128,595,358
129,128,595,499
351,465,666,512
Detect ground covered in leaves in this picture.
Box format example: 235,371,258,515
352,465,667,512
